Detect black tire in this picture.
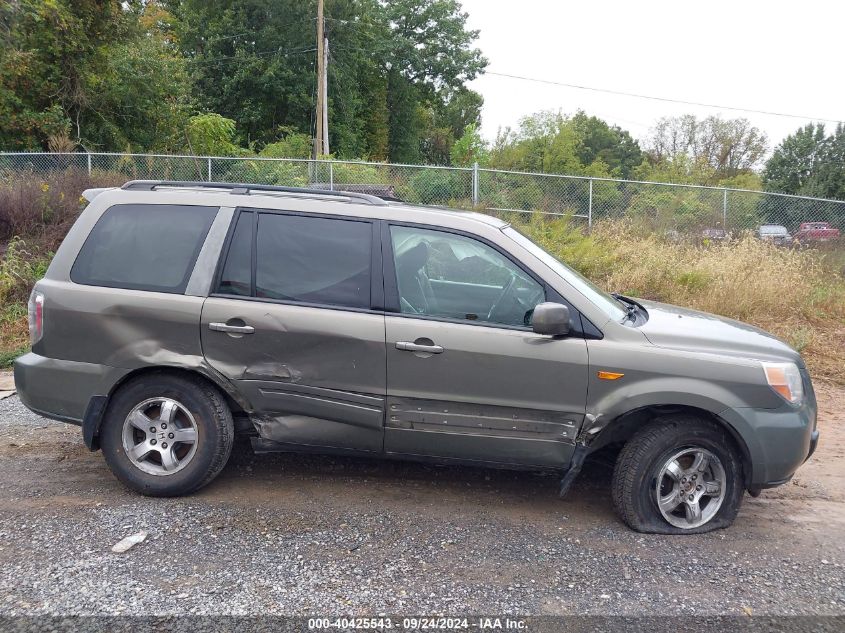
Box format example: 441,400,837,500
100,373,234,496
611,415,744,534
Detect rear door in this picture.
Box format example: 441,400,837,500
201,208,386,453
382,223,589,468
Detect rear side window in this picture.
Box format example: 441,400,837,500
71,204,218,293
217,211,253,296
216,211,372,310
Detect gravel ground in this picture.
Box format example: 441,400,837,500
0,384,843,618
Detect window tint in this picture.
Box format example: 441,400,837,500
255,213,371,309
390,225,545,328
71,204,218,293
218,211,253,296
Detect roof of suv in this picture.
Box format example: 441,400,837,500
85,180,509,231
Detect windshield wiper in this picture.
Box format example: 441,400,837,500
611,292,644,322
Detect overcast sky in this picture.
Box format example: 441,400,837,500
460,0,844,150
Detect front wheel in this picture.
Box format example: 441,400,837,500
611,416,744,534
100,373,234,496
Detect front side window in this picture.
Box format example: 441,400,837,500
71,204,218,293
216,211,372,310
503,226,627,322
390,225,545,328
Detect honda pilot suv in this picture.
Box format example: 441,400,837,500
14,181,819,534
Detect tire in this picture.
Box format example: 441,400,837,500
100,373,234,496
611,415,744,534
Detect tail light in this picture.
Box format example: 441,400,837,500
28,290,44,345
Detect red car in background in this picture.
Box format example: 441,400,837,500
794,222,840,244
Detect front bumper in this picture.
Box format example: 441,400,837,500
719,395,818,488
806,429,820,462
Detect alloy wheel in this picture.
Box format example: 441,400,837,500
655,447,727,529
121,397,199,476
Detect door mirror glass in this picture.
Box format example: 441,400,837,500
532,302,571,336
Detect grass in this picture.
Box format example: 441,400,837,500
509,213,845,383
0,239,48,368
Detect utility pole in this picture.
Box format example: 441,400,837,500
322,36,329,156
313,0,326,159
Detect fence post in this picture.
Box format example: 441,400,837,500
472,162,479,207
207,158,212,182
588,178,594,230
723,188,728,229
86,152,92,176
329,160,334,191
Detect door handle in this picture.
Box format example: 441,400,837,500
396,341,444,354
209,322,255,334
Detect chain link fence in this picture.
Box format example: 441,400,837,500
2,152,844,240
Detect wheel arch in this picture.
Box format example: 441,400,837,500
586,404,753,487
83,365,249,451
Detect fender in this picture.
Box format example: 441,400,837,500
581,375,770,483
81,361,252,450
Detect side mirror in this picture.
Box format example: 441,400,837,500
532,302,570,337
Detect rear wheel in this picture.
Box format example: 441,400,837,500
100,373,234,496
611,416,744,534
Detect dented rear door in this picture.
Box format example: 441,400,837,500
201,209,386,453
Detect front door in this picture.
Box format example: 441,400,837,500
383,224,589,468
201,209,386,452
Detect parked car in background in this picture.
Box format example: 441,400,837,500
14,180,819,535
756,224,792,246
794,222,840,244
701,227,728,242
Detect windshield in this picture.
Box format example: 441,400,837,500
502,226,627,321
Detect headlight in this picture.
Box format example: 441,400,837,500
761,361,803,404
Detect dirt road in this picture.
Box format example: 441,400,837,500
0,379,842,616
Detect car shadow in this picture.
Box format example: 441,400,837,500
202,437,619,522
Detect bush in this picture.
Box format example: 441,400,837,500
407,169,459,205
0,237,53,367
0,168,123,250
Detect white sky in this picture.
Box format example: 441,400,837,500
461,0,844,151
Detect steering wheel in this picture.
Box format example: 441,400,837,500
486,273,518,323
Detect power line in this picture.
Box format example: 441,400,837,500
185,46,316,65
485,71,844,124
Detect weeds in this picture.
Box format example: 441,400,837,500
510,215,845,382
0,238,52,367
0,168,122,250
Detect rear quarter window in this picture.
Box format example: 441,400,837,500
71,204,218,293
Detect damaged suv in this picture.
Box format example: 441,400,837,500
14,181,818,533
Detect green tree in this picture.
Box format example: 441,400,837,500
763,123,845,200
0,0,126,149
644,114,768,184
381,0,486,162
488,110,633,178
450,123,487,167
570,112,642,179
167,0,317,149
82,3,192,151
184,113,245,156
0,0,194,151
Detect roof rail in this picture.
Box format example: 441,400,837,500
121,180,388,206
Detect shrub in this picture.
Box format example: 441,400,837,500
0,168,123,250
407,169,464,205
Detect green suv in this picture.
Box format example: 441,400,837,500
14,181,819,534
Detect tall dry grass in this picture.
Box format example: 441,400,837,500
0,168,123,251
512,213,845,381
